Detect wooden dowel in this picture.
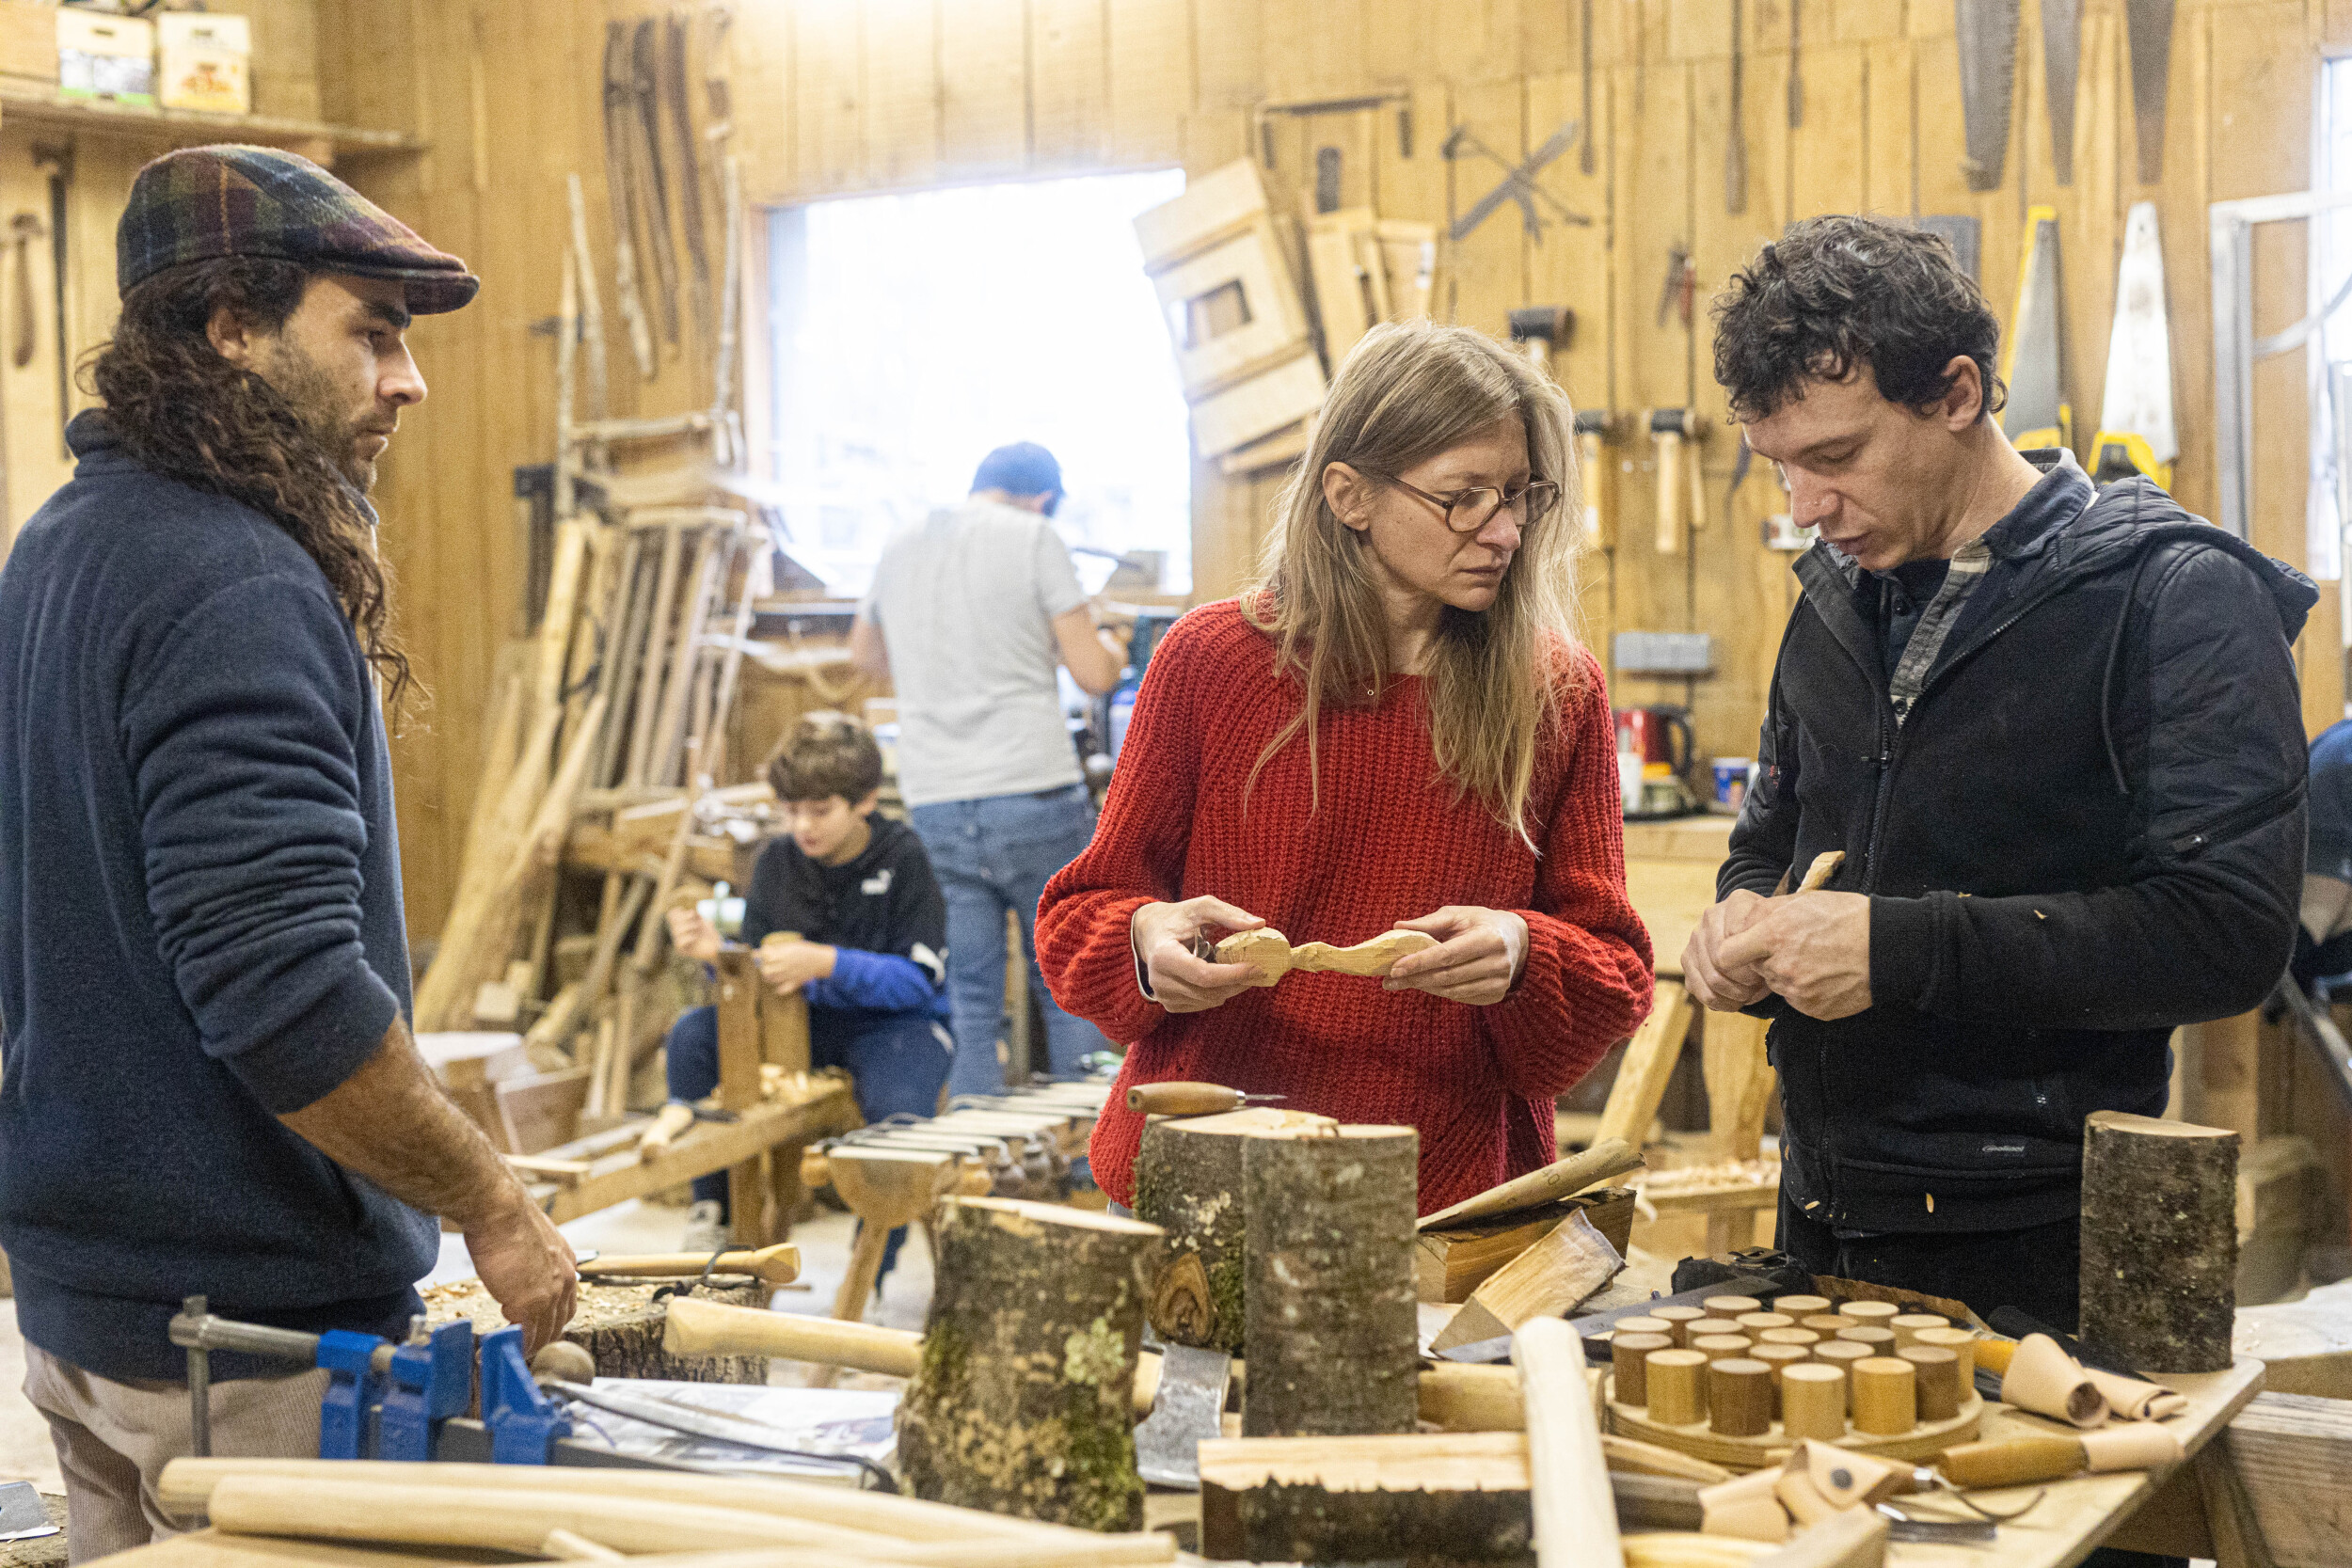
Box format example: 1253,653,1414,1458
1774,1296,1833,1316
1890,1313,1948,1349
1651,1307,1707,1347
1613,1316,1672,1339
1835,1300,1899,1328
1834,1326,1895,1354
1800,1315,1849,1336
1691,1335,1752,1365
1613,1334,1673,1405
1779,1364,1847,1441
1683,1319,1739,1342
1735,1313,1794,1336
1645,1349,1708,1425
1899,1345,1962,1420
1811,1342,1870,1408
1851,1356,1916,1435
1700,1296,1761,1318
1751,1344,1811,1413
1707,1360,1772,1438
1912,1327,1978,1385
1757,1328,1820,1349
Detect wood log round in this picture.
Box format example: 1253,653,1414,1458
1131,1106,1332,1351
1707,1361,1772,1438
1833,1326,1895,1354
1811,1343,1869,1408
1614,1315,1673,1339
422,1278,767,1383
1850,1357,1915,1435
1242,1124,1420,1438
1912,1327,1978,1384
2078,1110,2240,1372
1889,1314,1947,1348
895,1197,1164,1531
1645,1351,1708,1426
1734,1313,1793,1336
1898,1346,1961,1421
1799,1315,1850,1336
1756,1328,1819,1350
1683,1319,1740,1342
1700,1296,1761,1318
1613,1334,1673,1406
1778,1365,1846,1441
1692,1336,1752,1365
1773,1296,1832,1317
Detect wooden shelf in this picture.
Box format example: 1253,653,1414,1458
0,86,425,161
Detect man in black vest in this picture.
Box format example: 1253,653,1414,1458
1685,215,2311,1330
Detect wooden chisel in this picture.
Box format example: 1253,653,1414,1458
1936,1424,2183,1488
1126,1082,1287,1117
580,1243,801,1285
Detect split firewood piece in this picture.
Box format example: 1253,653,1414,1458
1215,927,1438,986
897,1198,1165,1531
1417,1136,1645,1232
1133,1106,1336,1351
1429,1209,1625,1352
1244,1124,1421,1436
2078,1110,2240,1372
1515,1316,1627,1568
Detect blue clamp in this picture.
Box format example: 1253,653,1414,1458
314,1331,389,1461
478,1325,570,1464
377,1320,476,1463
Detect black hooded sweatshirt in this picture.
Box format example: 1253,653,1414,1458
1724,451,2316,1234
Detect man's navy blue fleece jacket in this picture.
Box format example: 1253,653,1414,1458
0,411,437,1382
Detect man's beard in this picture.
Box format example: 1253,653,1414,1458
259,341,381,493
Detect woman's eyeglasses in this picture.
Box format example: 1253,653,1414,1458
1376,475,1562,532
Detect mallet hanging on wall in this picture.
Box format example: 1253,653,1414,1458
1649,409,1705,555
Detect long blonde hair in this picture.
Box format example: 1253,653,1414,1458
1249,321,1585,847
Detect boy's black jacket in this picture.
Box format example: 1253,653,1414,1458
1724,463,2314,1232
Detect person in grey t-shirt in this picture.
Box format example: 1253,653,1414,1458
852,442,1124,1094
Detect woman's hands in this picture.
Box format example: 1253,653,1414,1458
1383,907,1530,1006
666,906,724,964
1132,896,1268,1013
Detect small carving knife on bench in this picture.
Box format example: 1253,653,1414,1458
1127,1082,1286,1117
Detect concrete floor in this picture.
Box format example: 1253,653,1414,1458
0,1196,929,1495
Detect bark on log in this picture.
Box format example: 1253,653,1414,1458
1132,1106,1334,1350
2078,1111,2240,1372
422,1278,767,1383
895,1197,1164,1531
1243,1124,1420,1437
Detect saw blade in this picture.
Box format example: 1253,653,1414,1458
2127,0,2175,184
2042,0,2081,185
2093,201,2176,486
1955,0,2021,192
2000,207,2070,451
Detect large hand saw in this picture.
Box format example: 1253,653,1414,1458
2090,203,2175,489
2000,207,2071,451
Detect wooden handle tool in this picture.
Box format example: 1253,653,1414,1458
1416,1135,1645,1231
1126,1082,1286,1117
1937,1424,2182,1490
585,1243,801,1285
1793,850,1844,894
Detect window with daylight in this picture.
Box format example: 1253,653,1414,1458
765,169,1193,599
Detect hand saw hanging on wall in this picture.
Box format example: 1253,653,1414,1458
2000,207,2071,451
1956,0,2021,192
2090,203,2175,489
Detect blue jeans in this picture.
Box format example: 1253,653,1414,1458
664,1002,952,1238
910,784,1110,1098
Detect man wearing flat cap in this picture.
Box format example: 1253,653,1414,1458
0,146,576,1556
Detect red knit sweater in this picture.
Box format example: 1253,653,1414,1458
1036,600,1653,1217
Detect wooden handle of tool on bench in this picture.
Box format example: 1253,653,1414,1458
1936,1435,2089,1489
661,1296,922,1375
589,1243,801,1285
1127,1082,1247,1116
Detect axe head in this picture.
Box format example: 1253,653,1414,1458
1507,306,1571,346
1573,407,1613,440
1649,408,1698,439
1134,1342,1232,1489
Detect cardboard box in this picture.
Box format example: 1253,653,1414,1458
158,11,249,115
0,1,60,87
56,8,154,105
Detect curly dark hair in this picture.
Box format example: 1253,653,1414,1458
83,257,413,708
1711,214,2006,423
766,710,884,803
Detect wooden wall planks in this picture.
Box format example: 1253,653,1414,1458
87,0,2321,936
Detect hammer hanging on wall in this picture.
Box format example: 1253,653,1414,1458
1651,409,1703,555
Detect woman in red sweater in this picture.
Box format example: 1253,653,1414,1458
1036,322,1653,1216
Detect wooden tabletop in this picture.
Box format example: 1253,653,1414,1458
1880,1356,2266,1568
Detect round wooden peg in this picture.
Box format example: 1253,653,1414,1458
1780,1363,1848,1441
1852,1355,1918,1435
1708,1358,1773,1437
1644,1348,1708,1425
1612,1332,1673,1406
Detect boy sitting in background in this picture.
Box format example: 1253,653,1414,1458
659,711,952,1254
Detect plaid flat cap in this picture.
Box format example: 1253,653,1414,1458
118,144,479,313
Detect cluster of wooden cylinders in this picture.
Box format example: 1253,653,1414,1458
1610,1298,1978,1439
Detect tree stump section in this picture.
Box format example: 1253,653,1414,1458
2078,1111,2240,1372
421,1278,768,1383
1132,1105,1336,1350
1243,1124,1420,1437
895,1196,1164,1531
